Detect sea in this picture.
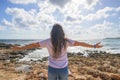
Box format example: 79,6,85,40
0,38,120,61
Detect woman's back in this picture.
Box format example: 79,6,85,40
39,38,75,68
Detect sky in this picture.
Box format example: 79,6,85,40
0,0,120,40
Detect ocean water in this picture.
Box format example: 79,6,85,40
0,38,120,61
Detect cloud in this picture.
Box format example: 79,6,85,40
58,0,100,24
9,0,36,4
37,0,100,24
86,0,100,9
84,21,119,39
84,7,113,21
2,19,13,27
66,16,76,21
4,7,55,37
49,0,71,8
5,8,38,28
116,7,120,12
84,7,120,21
63,20,119,40
38,1,57,14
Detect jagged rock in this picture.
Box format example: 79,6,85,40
110,74,120,80
42,57,48,61
15,65,32,73
0,51,120,80
117,69,120,74
0,43,13,49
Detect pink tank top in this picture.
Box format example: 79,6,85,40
39,38,75,68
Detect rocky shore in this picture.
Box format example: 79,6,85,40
0,43,120,80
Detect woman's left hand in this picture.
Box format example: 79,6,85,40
94,42,103,48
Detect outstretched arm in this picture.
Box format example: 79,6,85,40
11,42,41,50
74,41,103,48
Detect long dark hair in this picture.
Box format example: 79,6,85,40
51,24,67,59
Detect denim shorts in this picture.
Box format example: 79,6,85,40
48,66,68,80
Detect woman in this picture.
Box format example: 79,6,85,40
12,24,103,80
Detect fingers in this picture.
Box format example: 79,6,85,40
95,42,103,48
96,42,101,45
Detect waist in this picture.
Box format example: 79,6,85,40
48,65,68,70
48,65,68,73
48,55,68,68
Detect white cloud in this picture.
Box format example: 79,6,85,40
3,7,55,39
38,1,57,15
82,21,118,39
116,7,120,12
2,19,13,27
5,8,39,28
84,7,113,21
49,0,71,8
84,7,120,21
85,0,100,9
36,0,100,25
57,0,100,25
63,20,119,40
9,0,36,4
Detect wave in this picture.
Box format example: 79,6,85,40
19,46,120,62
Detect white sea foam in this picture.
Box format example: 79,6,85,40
19,46,120,62
19,48,49,62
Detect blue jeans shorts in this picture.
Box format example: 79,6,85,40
48,66,68,80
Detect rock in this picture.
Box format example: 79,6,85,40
0,54,9,60
83,51,89,57
110,74,120,80
68,69,71,75
0,43,13,49
42,57,48,61
72,73,86,80
117,69,120,74
99,73,110,80
15,65,32,73
39,73,44,77
33,69,40,75
0,49,31,61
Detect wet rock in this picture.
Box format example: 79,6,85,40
42,57,48,61
0,43,13,49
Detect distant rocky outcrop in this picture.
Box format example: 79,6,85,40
0,43,39,61
0,43,20,49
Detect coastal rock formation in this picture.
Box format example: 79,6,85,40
0,49,120,80
0,43,19,49
15,65,32,73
